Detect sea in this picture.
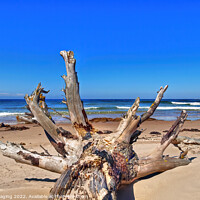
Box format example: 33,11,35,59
0,99,200,124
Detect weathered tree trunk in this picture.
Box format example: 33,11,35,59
0,50,195,200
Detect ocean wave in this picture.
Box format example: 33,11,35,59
51,110,125,115
116,106,130,109
171,102,189,105
86,111,124,115
84,106,99,110
190,102,200,106
85,106,122,110
171,102,200,106
0,112,24,116
51,106,117,111
140,106,200,110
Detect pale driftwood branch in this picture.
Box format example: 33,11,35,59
128,110,190,182
117,97,140,132
116,116,140,143
105,98,140,143
25,84,61,143
16,115,38,124
115,97,140,143
141,85,168,123
60,50,96,138
120,85,168,144
60,50,86,125
173,136,200,145
0,141,68,173
25,83,82,159
134,156,190,181
24,84,68,157
172,136,200,154
150,110,188,159
114,86,167,144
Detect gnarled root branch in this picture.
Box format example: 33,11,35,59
135,156,190,181
131,110,190,182
24,83,82,160
115,85,168,144
0,141,68,173
60,50,99,139
141,85,168,122
173,136,200,154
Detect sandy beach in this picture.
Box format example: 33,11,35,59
0,119,200,200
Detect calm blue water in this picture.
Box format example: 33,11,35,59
0,99,200,124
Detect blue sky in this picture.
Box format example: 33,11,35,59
0,0,200,99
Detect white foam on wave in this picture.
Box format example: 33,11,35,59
84,106,99,110
140,106,200,110
117,105,200,110
0,112,24,117
172,102,200,106
171,102,188,105
116,106,130,109
189,102,200,106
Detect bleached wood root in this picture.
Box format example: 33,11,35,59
25,84,69,144
0,141,69,173
116,97,140,133
134,156,190,181
117,116,141,143
174,136,200,145
114,86,168,144
24,83,82,159
173,136,200,154
60,50,97,138
128,110,190,182
16,115,38,124
141,85,168,123
150,110,188,159
115,98,140,143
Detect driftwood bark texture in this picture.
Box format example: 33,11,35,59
0,50,192,200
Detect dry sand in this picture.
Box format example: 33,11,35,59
0,120,200,200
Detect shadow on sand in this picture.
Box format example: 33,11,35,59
117,172,167,200
25,178,57,182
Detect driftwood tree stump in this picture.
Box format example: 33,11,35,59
0,50,191,200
